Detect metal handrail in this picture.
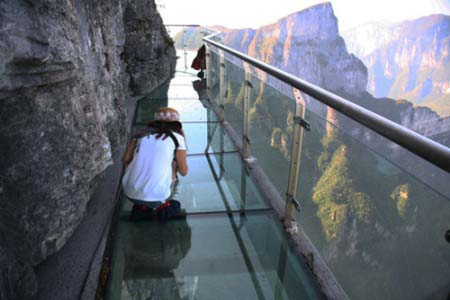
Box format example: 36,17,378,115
202,32,450,173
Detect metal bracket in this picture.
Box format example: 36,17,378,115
294,116,311,131
287,193,301,211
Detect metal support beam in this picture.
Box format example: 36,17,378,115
284,88,307,221
242,71,252,159
240,164,247,214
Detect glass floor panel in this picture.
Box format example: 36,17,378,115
175,50,199,72
121,153,269,214
167,99,216,123
132,122,236,155
168,78,198,86
168,84,203,99
182,122,236,154
105,212,323,300
135,98,217,125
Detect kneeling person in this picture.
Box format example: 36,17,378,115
122,107,188,221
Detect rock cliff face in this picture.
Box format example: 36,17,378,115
216,4,450,144
0,0,175,298
343,15,450,117
222,3,368,105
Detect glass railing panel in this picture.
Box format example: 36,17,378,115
223,58,246,137
237,213,325,299
167,83,202,99
208,49,221,104
198,122,237,154
199,47,450,298
292,98,450,300
247,71,296,196
104,211,322,300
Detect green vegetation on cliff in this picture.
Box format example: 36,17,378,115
313,145,375,240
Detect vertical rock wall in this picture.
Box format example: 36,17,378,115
0,0,175,298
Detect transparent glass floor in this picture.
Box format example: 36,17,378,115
135,98,217,124
103,71,324,299
105,212,323,300
133,122,236,155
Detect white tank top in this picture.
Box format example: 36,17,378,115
122,132,186,201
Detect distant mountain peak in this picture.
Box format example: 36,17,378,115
253,1,338,41
342,14,450,117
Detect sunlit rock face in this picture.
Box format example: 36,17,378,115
0,0,175,298
343,15,450,117
221,3,368,105
217,4,450,143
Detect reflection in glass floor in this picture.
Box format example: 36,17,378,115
106,206,323,300
102,71,324,299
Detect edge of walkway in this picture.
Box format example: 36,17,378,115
35,148,124,300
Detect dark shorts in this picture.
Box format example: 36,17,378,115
129,199,163,209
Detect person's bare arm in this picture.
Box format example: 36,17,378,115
175,150,188,176
122,139,137,165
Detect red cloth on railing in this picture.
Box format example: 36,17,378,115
191,45,206,70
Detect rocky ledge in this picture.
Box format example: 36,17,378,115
0,0,175,298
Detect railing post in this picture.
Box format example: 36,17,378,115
242,71,251,159
205,45,211,91
240,164,247,214
218,51,225,122
184,44,188,71
284,88,308,221
183,26,188,71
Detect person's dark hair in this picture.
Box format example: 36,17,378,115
147,121,184,140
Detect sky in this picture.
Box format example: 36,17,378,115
158,0,450,31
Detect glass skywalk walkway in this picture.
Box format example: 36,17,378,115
101,68,324,299
100,24,450,299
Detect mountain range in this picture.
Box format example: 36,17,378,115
343,15,450,117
